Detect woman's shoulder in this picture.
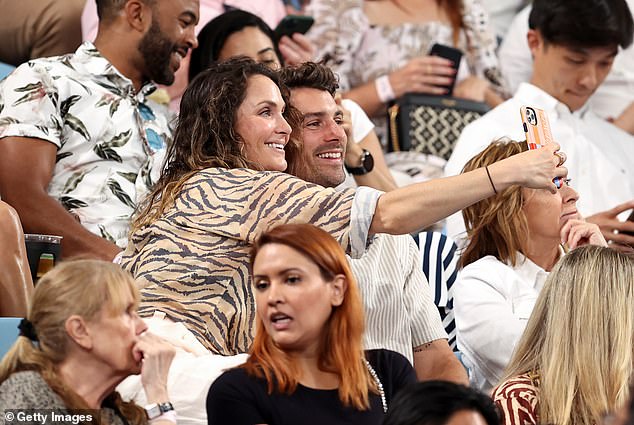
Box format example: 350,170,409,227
493,372,539,404
189,167,299,186
209,366,264,394
462,255,506,269
1,370,46,392
493,373,540,424
457,255,524,297
365,348,410,367
365,349,417,400
459,255,515,281
0,371,65,409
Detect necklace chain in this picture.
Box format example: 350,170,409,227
364,359,387,413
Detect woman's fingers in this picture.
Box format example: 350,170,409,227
390,55,457,96
290,33,315,55
278,34,314,65
135,332,176,369
419,75,454,87
513,146,567,193
561,219,607,248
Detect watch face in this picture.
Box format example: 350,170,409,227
363,150,374,172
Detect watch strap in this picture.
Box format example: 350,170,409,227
345,149,374,175
145,402,174,420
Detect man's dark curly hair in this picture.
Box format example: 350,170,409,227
278,62,339,96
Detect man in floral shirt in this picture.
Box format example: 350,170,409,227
0,0,199,260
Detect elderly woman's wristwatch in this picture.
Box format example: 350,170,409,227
145,402,175,420
345,149,374,175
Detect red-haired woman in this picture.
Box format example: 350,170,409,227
206,223,416,424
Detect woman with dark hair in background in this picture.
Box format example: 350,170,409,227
189,9,286,80
207,223,416,424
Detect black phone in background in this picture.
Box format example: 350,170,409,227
428,43,463,95
274,15,314,40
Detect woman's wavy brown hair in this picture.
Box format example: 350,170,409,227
132,56,302,232
0,260,146,425
459,139,529,268
244,224,377,410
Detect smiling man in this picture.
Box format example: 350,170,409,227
445,0,634,247
0,0,199,260
280,62,468,384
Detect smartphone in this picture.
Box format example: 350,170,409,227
274,15,314,40
520,105,562,188
428,43,462,95
520,106,555,149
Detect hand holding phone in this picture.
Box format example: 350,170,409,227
520,106,564,188
274,15,314,40
428,43,462,95
623,209,634,237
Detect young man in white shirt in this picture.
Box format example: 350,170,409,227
445,0,634,248
498,1,634,130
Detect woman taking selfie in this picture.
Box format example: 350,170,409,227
0,260,175,425
121,57,566,356
206,223,416,424
453,140,606,394
493,245,634,425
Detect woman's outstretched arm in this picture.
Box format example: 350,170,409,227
370,143,566,234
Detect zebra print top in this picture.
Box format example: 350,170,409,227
493,372,539,425
121,168,359,355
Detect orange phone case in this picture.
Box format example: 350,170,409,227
520,106,562,188
520,106,554,150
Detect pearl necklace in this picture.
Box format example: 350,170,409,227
364,359,387,413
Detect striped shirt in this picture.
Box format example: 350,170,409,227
493,372,539,425
349,233,448,364
419,231,459,349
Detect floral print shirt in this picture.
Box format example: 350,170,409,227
307,0,506,140
0,42,173,247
